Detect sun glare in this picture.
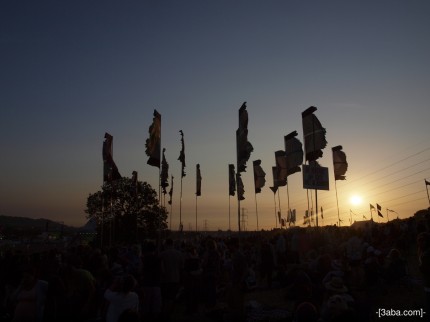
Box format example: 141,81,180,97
350,195,362,206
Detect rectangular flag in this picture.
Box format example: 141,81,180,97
302,106,327,162
253,160,266,193
275,151,288,186
370,204,375,211
161,148,169,194
196,164,202,196
236,173,245,200
332,145,348,180
168,175,174,205
229,164,236,196
236,102,254,172
284,131,303,176
178,130,186,177
426,179,430,186
102,132,122,182
271,166,282,191
145,110,161,168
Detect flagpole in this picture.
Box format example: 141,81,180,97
180,176,183,231
277,189,282,228
286,178,291,225
254,192,259,231
228,195,231,231
271,189,277,229
195,194,198,232
426,180,430,207
334,180,341,226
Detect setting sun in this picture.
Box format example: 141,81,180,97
350,195,363,206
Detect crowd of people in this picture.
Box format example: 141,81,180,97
0,214,429,322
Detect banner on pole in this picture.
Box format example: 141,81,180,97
302,164,329,190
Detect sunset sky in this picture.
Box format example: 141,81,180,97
1,0,429,230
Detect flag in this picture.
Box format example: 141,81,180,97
426,179,430,186
387,208,397,213
370,204,375,211
229,164,236,196
332,145,348,180
236,102,254,172
253,160,266,193
271,166,283,191
236,173,245,200
168,175,174,205
275,151,288,186
269,186,278,194
196,164,202,196
145,109,161,168
302,106,327,162
178,130,186,177
377,203,383,217
284,131,303,176
160,148,169,194
102,132,122,182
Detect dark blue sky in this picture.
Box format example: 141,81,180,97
1,0,429,229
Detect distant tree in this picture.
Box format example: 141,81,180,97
85,177,167,242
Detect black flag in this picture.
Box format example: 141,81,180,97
332,145,348,180
178,130,186,177
102,132,122,182
236,102,254,172
302,106,327,162
196,164,202,196
229,164,236,196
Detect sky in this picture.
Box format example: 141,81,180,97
1,0,430,230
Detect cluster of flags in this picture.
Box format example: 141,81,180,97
102,102,430,230
370,203,383,218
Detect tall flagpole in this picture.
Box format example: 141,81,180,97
426,180,430,207
228,194,231,231
180,177,183,231
277,189,282,228
334,180,341,226
273,192,277,228
254,192,259,231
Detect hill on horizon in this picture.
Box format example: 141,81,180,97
0,215,81,232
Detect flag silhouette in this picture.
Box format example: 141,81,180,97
229,164,236,196
160,148,169,194
178,130,186,177
236,102,254,172
168,175,174,205
332,145,348,180
145,110,161,168
275,151,288,186
236,173,245,200
253,160,266,193
302,106,327,162
196,164,202,196
284,131,303,176
102,132,122,182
